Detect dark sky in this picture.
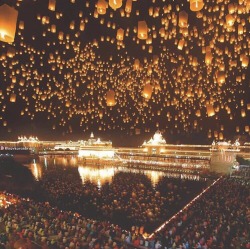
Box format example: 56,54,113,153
0,0,249,145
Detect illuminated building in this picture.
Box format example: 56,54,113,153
210,139,240,174
142,131,167,154
78,132,115,158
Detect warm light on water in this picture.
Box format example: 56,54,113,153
26,156,206,187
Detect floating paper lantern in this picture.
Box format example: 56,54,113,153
206,103,215,117
97,0,107,15
7,47,15,58
241,109,246,117
109,0,122,10
125,0,132,13
137,21,148,40
134,59,140,70
190,0,204,12
10,93,16,102
177,39,185,50
219,132,223,140
178,11,188,28
142,84,153,99
205,51,213,65
116,28,124,41
226,14,235,26
241,56,249,68
0,4,18,43
48,0,56,11
106,90,116,106
217,71,225,85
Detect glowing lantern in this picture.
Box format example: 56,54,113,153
48,0,56,11
116,28,124,41
217,71,225,85
10,93,16,102
177,39,185,50
178,11,188,28
205,51,213,65
97,0,107,15
109,0,122,10
247,104,250,110
190,0,204,12
142,84,153,100
58,32,64,40
106,90,116,106
196,110,201,117
219,132,223,140
241,56,249,68
0,4,18,43
134,59,140,70
206,103,215,117
137,21,148,40
125,0,132,13
7,47,15,58
19,21,24,30
226,14,235,26
245,126,249,132
66,101,71,107
236,126,240,133
241,109,246,117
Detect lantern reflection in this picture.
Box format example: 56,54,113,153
28,159,42,181
78,166,115,186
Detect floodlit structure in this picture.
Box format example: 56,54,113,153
210,139,240,174
142,131,167,154
78,133,114,158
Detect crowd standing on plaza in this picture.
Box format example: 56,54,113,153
0,167,249,249
38,169,205,229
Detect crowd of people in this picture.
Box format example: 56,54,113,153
150,176,250,249
39,168,206,230
0,173,249,249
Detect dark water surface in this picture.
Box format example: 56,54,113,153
22,155,208,233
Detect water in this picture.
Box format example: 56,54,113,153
25,155,208,232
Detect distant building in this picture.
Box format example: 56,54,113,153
210,139,240,174
142,131,167,154
78,133,114,158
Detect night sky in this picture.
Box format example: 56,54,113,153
0,0,249,145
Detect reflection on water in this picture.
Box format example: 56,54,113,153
78,166,115,187
27,159,43,181
27,155,206,186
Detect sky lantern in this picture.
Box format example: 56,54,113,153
205,51,213,65
142,84,153,100
178,11,188,28
116,28,124,41
109,0,122,10
134,59,140,70
177,39,185,50
97,0,107,15
48,0,56,11
206,103,215,117
137,21,148,40
190,0,204,12
125,0,132,13
219,132,223,140
10,93,16,102
217,71,225,85
226,14,235,26
241,109,246,117
241,55,249,68
106,90,116,106
0,4,18,43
